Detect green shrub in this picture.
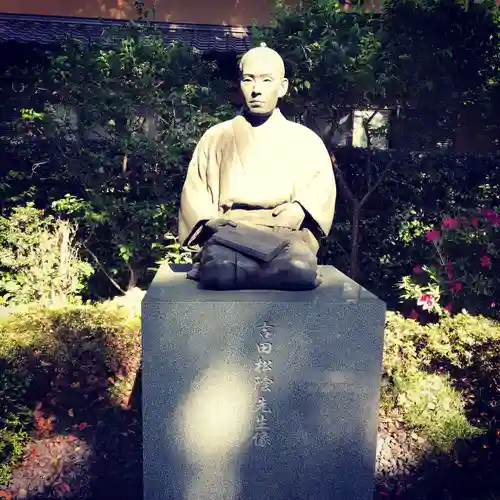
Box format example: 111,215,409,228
394,371,481,450
424,311,500,369
383,311,425,377
382,311,500,450
0,303,141,382
0,300,141,485
0,366,31,487
384,311,500,375
0,203,94,306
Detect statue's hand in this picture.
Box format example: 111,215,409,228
205,218,237,231
272,202,305,229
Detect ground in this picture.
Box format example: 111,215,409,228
1,299,499,500
2,373,500,500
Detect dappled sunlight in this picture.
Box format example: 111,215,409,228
174,360,254,500
175,361,254,461
0,303,142,498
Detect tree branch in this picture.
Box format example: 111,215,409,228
331,154,357,205
366,109,379,126
360,157,396,207
83,244,126,295
333,238,349,256
358,131,420,207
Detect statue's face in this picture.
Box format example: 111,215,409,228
240,53,288,116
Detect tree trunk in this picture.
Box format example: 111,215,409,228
127,264,138,290
350,202,361,281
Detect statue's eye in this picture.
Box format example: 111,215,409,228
263,78,272,83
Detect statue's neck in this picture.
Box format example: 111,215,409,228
243,109,278,127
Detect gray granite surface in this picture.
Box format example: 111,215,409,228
142,264,386,500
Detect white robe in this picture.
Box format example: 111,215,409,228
178,109,336,246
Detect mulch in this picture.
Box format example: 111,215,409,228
1,405,142,500
7,435,92,499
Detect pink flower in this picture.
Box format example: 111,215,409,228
490,302,496,309
413,264,423,275
442,217,459,230
445,260,453,280
480,255,492,267
490,213,500,227
444,304,453,313
471,217,479,228
409,309,419,321
417,293,434,311
450,282,463,294
481,208,500,227
425,230,441,242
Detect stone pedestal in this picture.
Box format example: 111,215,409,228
142,264,386,500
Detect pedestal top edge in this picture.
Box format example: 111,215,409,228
142,264,385,305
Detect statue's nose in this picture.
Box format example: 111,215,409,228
252,83,263,95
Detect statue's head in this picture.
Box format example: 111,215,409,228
238,43,289,116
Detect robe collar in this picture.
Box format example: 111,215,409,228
232,108,287,169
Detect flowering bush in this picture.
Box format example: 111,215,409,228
399,207,500,319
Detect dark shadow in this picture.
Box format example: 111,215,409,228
83,404,143,500
373,429,500,500
129,364,143,410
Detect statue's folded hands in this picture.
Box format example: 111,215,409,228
272,202,306,229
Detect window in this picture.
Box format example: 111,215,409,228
352,109,389,149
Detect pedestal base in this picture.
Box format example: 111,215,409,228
142,265,386,500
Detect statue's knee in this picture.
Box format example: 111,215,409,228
289,247,316,269
291,259,317,282
199,261,235,288
270,251,317,287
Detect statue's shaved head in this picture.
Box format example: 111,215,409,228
239,43,285,79
238,43,288,116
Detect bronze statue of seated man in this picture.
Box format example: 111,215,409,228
177,44,336,290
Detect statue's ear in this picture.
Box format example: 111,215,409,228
278,78,289,98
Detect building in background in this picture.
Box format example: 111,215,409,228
0,0,498,152
0,0,385,26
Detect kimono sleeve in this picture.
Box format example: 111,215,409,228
178,131,219,246
294,132,336,239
